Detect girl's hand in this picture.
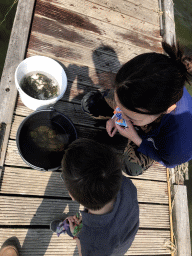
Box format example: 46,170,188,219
106,117,118,137
115,119,142,147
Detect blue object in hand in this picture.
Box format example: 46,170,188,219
113,107,128,128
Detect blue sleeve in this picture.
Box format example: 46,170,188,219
138,115,192,168
138,138,174,167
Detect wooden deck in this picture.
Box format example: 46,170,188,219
0,0,174,255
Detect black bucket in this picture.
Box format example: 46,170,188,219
16,109,78,171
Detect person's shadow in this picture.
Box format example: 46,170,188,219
62,45,122,103
21,171,80,256
21,45,126,256
58,45,127,150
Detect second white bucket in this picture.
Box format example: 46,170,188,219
15,56,67,110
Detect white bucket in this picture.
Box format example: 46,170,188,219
15,56,67,110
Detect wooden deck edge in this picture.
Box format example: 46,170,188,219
162,1,191,255
0,0,36,171
172,185,191,256
162,0,176,44
167,168,175,256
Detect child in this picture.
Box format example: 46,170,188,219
51,138,139,256
81,42,192,175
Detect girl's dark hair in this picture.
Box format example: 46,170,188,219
62,138,122,210
115,42,192,115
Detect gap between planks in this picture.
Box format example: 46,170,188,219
1,166,169,204
0,228,172,255
0,196,170,229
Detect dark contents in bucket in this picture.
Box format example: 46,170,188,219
30,126,69,152
20,72,59,100
17,110,77,170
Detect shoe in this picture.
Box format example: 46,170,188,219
50,219,70,237
50,219,63,233
81,90,114,120
0,245,19,256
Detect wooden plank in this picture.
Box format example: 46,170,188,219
139,204,170,228
131,179,168,204
27,33,161,72
27,0,162,72
29,4,161,52
163,0,176,45
0,229,171,255
167,168,174,256
0,196,169,228
85,0,159,25
1,167,168,204
109,0,159,10
124,163,167,182
0,0,35,169
27,50,116,91
28,13,162,59
2,163,167,189
32,10,161,44
0,196,82,225
172,185,191,255
36,0,161,36
1,167,69,197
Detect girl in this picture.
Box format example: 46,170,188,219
82,42,192,176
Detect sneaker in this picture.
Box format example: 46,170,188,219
50,219,70,237
50,219,63,233
81,90,114,120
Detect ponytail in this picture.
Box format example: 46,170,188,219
162,41,192,83
115,41,192,115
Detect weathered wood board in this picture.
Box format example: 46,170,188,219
2,165,168,204
0,0,36,169
172,185,191,256
26,0,163,95
0,229,171,255
0,0,173,255
0,196,169,228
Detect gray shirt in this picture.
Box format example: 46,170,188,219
78,175,139,256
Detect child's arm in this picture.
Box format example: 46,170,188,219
115,119,142,147
75,238,82,256
67,215,83,256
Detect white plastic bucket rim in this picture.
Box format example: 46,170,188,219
15,55,67,110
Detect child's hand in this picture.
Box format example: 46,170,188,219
115,119,142,147
106,117,118,137
66,215,82,235
73,215,82,225
66,216,76,234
